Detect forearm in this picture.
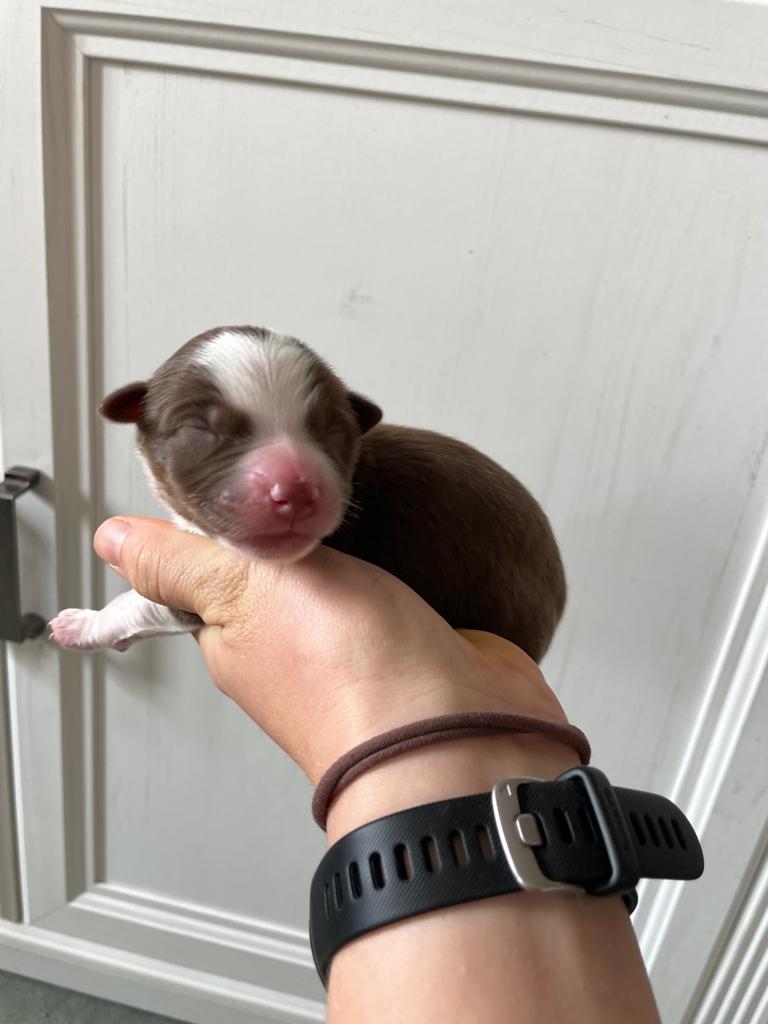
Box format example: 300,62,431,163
325,734,661,1024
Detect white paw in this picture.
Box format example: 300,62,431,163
48,609,134,651
49,609,102,650
49,609,137,652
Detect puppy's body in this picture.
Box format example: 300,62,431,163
50,327,565,661
329,426,564,659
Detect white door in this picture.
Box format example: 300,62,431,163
2,1,768,1021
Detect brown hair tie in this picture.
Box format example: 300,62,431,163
312,711,591,830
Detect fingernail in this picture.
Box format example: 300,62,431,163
94,518,131,566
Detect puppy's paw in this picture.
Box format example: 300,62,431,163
49,608,104,650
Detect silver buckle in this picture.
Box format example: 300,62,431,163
491,778,584,895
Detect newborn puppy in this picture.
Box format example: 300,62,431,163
49,326,566,660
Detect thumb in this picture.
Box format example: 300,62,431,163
94,516,251,624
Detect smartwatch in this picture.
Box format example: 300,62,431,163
309,765,704,986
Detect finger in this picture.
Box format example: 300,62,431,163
94,516,251,624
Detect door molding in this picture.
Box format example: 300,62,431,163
0,648,22,923
0,903,323,1023
49,7,768,147
636,509,768,1021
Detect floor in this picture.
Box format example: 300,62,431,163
0,970,184,1024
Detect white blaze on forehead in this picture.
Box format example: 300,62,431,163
193,328,316,436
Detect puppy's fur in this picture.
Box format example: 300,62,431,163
50,326,565,660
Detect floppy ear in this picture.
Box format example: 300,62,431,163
348,391,383,434
99,381,148,423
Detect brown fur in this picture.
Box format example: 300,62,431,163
327,426,566,662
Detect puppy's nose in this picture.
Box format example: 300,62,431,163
269,480,320,522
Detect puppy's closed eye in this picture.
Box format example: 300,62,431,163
171,423,219,443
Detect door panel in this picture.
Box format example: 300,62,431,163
1,1,767,1021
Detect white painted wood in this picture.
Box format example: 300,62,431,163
0,418,11,919
56,9,768,146
2,0,768,1021
0,917,323,1023
637,576,768,1019
689,841,768,1024
0,648,21,923
0,428,20,922
0,0,72,926
39,883,321,1004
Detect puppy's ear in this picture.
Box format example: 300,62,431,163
100,382,148,423
348,392,383,434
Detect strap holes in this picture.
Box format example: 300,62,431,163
577,807,596,843
322,883,331,919
369,851,385,889
672,819,688,850
554,807,575,844
644,815,660,847
629,812,646,846
333,872,344,910
394,843,413,881
658,817,674,849
348,861,362,899
421,836,441,873
475,825,496,862
449,830,469,867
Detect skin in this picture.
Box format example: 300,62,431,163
93,515,661,1024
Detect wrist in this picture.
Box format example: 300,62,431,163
308,630,571,787
326,731,581,843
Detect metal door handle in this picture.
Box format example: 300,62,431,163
0,466,46,642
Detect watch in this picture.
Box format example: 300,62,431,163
309,765,704,986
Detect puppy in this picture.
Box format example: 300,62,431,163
49,326,566,660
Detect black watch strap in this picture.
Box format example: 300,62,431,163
309,766,703,986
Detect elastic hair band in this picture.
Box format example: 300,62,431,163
312,711,591,830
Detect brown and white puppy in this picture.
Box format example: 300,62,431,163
49,326,566,660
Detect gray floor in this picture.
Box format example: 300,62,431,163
0,970,184,1024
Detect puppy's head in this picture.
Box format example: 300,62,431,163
101,326,381,561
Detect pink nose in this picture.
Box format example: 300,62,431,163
268,480,320,522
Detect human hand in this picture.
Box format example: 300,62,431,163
94,517,575,792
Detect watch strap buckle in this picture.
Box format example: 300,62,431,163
491,777,585,896
492,767,642,900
